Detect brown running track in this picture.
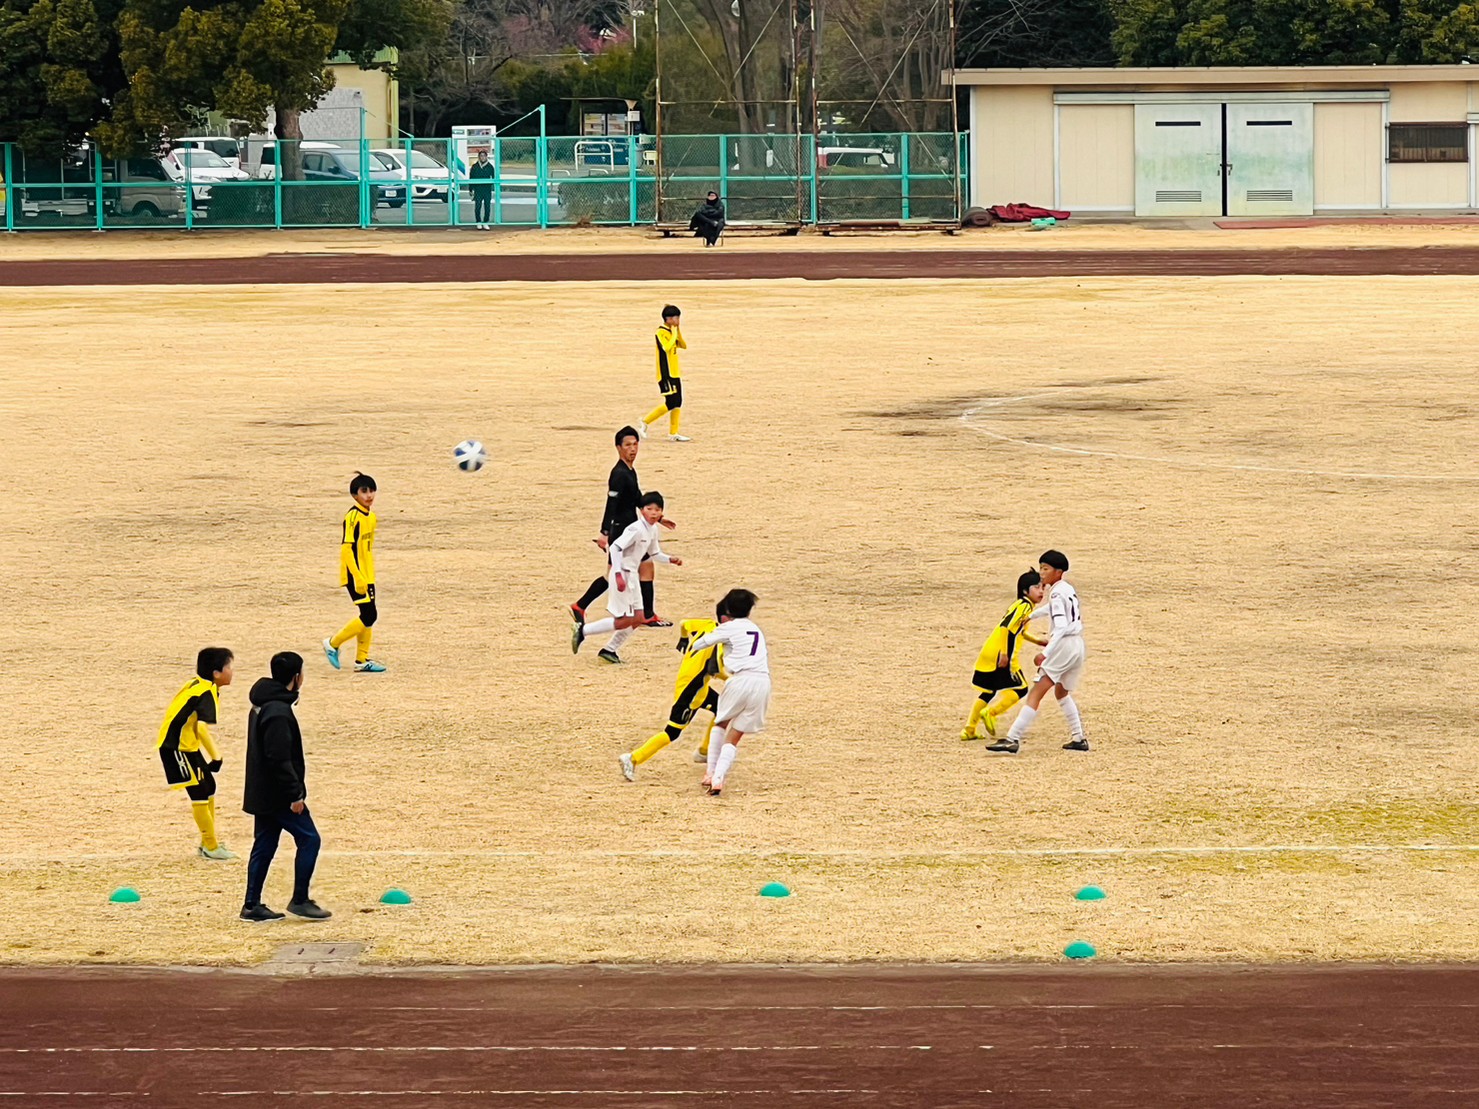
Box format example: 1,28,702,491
5,247,1479,285
3,965,1477,1106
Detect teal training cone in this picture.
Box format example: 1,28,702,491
1064,941,1097,960
759,882,791,898
109,887,141,904
1075,886,1106,901
380,889,413,905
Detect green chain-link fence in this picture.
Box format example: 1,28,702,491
0,133,965,232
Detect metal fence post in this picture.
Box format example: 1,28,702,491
184,155,194,231
900,132,910,221
93,145,104,231
274,156,283,229
3,144,13,232
808,134,819,224
719,135,728,206
628,135,638,226
359,115,371,229
492,135,501,227
536,104,549,230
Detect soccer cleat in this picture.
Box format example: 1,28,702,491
669,434,692,443
635,421,648,441
240,903,285,923
199,845,238,861
1063,738,1091,752
643,616,674,628
693,748,708,763
706,784,723,797
619,753,636,781
597,648,623,665
985,739,1020,754
571,619,585,654
981,712,998,738
960,728,979,742
354,660,387,673
322,637,341,670
286,899,332,920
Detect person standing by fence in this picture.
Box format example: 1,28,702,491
469,149,495,229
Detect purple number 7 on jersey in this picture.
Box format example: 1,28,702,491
746,631,760,656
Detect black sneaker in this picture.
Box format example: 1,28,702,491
985,739,1020,754
597,648,623,664
286,899,332,920
643,616,674,628
240,902,285,923
1062,738,1091,752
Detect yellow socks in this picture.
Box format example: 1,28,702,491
699,717,716,757
966,698,988,734
356,626,373,664
669,408,682,436
989,689,1022,720
631,732,671,766
191,800,219,851
643,403,667,426
331,618,366,650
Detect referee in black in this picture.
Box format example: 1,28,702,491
570,426,676,642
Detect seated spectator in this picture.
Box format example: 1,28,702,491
688,191,725,247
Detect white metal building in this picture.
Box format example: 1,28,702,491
954,66,1479,217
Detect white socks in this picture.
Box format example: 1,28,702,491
706,728,728,777
713,742,739,785
1006,705,1038,743
584,617,615,637
1058,696,1086,741
606,628,634,653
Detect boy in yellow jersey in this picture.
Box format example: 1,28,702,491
637,305,691,443
617,604,727,781
961,569,1048,741
323,473,386,673
157,647,236,859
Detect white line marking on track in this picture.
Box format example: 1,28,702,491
958,386,1479,482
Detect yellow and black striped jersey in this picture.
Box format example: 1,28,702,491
655,324,686,390
676,617,724,694
339,504,377,589
974,598,1035,674
157,676,219,755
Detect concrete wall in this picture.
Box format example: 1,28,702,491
1313,102,1382,209
969,87,1054,207
261,67,399,142
1058,104,1134,210
1387,82,1471,208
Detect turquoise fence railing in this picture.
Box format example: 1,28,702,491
0,133,966,232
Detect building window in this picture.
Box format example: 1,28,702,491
1388,123,1468,163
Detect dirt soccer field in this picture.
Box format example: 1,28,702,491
2,255,1478,966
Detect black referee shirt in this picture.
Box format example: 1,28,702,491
601,460,642,539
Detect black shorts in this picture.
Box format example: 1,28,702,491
972,668,1028,696
160,748,215,801
660,380,683,410
347,582,375,605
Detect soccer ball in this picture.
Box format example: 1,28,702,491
454,439,488,472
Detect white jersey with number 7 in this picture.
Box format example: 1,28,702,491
689,618,769,676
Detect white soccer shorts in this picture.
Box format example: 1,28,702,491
1039,635,1086,692
715,672,772,734
606,569,642,618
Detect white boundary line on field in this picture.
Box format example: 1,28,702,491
958,385,1479,482
5,844,1479,865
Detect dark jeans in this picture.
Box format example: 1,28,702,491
473,191,492,222
244,807,321,907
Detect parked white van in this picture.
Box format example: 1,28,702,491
170,136,244,172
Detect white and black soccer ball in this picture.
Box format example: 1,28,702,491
454,439,488,472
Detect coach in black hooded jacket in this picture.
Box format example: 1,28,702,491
240,651,331,923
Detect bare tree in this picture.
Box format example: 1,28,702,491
817,0,955,132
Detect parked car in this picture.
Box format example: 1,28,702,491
372,148,452,201
169,136,245,172
164,148,252,206
300,147,406,207
817,146,896,169
102,157,185,219
251,140,340,180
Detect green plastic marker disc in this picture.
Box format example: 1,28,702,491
1075,886,1107,901
380,888,413,905
1064,941,1097,960
759,882,791,898
109,887,141,904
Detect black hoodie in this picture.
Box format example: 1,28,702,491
244,677,307,815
